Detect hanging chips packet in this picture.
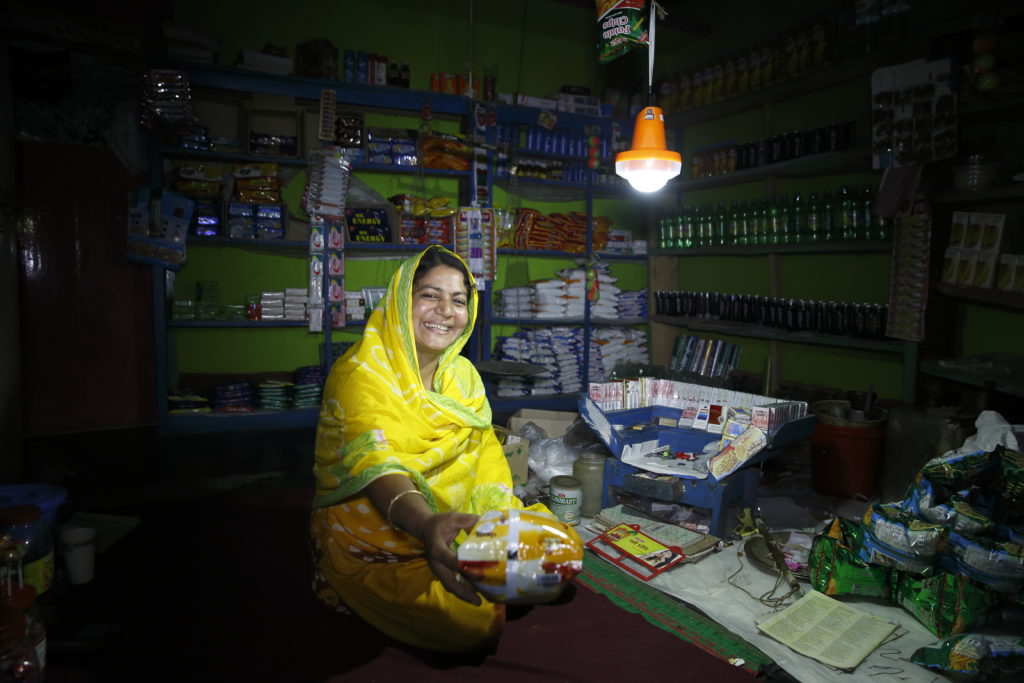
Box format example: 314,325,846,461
596,0,648,63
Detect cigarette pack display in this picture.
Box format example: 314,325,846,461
956,251,977,286
941,248,960,284
963,213,985,251
949,211,969,248
973,252,997,289
980,213,1005,253
997,254,1016,292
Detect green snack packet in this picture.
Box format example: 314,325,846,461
921,449,999,490
995,446,1024,523
891,571,995,639
809,518,890,598
910,633,1024,682
596,0,648,64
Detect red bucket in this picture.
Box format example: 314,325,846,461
811,421,886,499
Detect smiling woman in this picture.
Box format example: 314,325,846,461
309,245,570,653
409,247,472,387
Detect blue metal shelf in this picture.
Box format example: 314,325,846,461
161,147,472,179
187,236,309,250
183,63,473,116
491,317,647,327
489,394,581,417
152,64,643,436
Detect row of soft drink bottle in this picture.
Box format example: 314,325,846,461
657,185,893,249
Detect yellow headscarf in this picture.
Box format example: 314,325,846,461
312,246,520,524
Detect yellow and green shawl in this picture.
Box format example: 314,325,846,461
312,246,522,521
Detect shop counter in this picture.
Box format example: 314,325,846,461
579,397,815,538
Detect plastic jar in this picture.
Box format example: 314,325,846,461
572,453,606,518
0,485,68,596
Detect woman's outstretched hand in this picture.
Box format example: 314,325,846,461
421,511,481,605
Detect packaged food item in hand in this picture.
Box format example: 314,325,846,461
457,508,583,604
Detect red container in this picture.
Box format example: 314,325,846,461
811,422,886,499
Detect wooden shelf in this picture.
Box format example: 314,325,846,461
929,185,1024,206
650,314,911,354
492,317,647,327
665,47,908,127
163,407,319,436
656,239,892,258
920,355,1024,399
162,147,471,179
497,248,646,261
669,148,871,193
932,283,1024,311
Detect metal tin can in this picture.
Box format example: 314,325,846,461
548,475,582,526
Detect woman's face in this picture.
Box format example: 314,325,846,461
411,264,470,364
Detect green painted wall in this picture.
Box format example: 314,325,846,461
166,0,1023,398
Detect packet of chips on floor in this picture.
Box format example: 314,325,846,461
891,571,996,638
809,518,891,598
596,0,648,63
910,633,1024,682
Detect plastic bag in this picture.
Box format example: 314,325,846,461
457,508,583,604
595,0,648,64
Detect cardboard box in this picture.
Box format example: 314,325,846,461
508,409,578,440
515,94,559,110
503,441,529,486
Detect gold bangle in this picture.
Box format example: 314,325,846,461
386,489,426,531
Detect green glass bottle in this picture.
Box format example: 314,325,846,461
682,204,695,247
715,201,728,246
839,185,858,240
727,200,740,246
757,196,770,244
822,188,836,241
768,194,784,245
806,191,820,242
861,184,876,240
789,192,804,244
737,200,750,245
